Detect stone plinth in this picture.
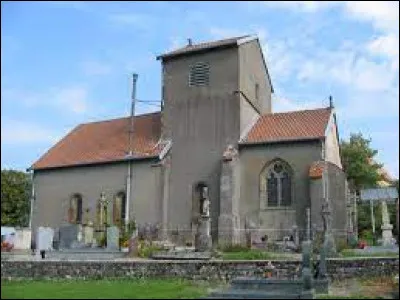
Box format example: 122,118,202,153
382,223,394,246
195,216,212,252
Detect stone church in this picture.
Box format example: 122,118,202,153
30,35,351,246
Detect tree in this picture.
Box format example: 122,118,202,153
340,133,382,192
1,169,32,227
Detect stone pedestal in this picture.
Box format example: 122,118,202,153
195,216,212,252
381,200,394,246
381,224,394,246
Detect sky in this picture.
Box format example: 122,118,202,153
1,1,399,178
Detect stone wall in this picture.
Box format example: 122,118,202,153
2,258,398,281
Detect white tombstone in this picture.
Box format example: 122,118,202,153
36,227,54,251
83,225,94,245
381,200,394,246
13,228,32,250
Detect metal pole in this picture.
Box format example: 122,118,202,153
126,73,138,230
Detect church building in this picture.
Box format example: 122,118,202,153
30,35,351,246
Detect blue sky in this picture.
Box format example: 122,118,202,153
1,1,399,178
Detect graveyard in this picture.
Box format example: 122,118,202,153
1,187,399,299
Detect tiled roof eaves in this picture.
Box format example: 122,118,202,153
239,136,324,147
30,154,159,172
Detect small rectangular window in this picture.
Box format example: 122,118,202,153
189,62,209,86
255,83,259,101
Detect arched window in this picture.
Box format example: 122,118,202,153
260,159,293,209
69,193,83,224
113,191,126,226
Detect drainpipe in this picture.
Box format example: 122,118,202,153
126,73,138,229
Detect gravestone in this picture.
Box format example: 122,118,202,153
59,224,79,249
106,226,119,250
36,227,54,251
381,200,395,246
13,228,31,250
83,224,94,246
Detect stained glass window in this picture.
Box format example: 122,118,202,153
263,160,293,207
267,173,278,206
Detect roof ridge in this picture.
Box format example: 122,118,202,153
263,106,331,117
81,111,161,126
189,35,250,48
157,35,252,59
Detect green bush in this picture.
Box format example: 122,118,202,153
336,238,348,252
137,241,162,258
360,230,376,246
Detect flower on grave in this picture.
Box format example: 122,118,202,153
357,240,367,249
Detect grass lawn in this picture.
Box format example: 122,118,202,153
220,248,300,260
339,249,399,258
1,278,213,299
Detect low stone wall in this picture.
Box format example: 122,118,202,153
1,258,398,281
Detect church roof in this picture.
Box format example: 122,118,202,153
242,107,332,145
157,35,251,60
31,107,333,171
31,112,162,170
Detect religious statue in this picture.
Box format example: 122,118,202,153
199,186,210,217
202,198,210,217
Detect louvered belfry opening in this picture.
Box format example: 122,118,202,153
189,62,210,87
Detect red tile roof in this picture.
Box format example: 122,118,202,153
31,112,162,170
309,161,325,179
242,107,332,144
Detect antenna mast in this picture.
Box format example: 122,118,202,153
128,73,138,156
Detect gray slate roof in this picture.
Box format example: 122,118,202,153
156,35,250,60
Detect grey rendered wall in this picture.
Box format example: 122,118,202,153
161,46,241,241
31,160,162,236
240,95,259,136
310,163,348,239
238,40,272,114
239,141,323,239
325,116,342,169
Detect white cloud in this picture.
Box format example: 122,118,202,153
53,87,88,114
82,61,112,76
273,95,322,112
166,37,186,52
1,120,62,145
343,1,399,33
2,86,90,115
367,34,399,70
107,13,154,30
261,1,339,12
209,27,247,39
